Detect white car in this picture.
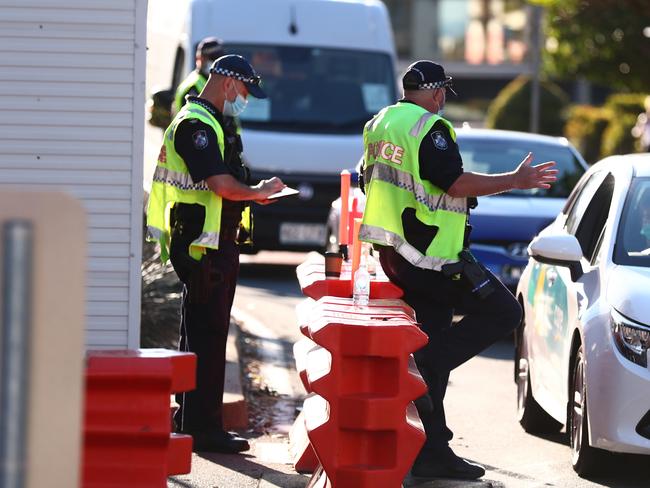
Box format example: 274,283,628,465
515,154,650,475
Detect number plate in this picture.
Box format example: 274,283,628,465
279,223,327,245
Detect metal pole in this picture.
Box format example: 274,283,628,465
530,5,542,134
0,220,33,488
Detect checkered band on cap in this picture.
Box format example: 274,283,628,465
210,67,260,85
418,80,451,90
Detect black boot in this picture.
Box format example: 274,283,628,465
411,446,485,480
190,430,250,453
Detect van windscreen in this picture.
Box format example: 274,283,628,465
224,45,396,134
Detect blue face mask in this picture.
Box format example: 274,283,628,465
223,84,248,116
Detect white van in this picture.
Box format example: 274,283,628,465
154,0,397,252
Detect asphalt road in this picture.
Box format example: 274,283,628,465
234,252,650,488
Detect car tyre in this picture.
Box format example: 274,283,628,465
516,324,563,434
569,346,602,476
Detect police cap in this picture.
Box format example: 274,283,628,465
402,60,457,96
196,37,224,61
209,54,267,99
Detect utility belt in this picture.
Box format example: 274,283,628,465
441,218,494,301
441,249,494,299
170,203,239,246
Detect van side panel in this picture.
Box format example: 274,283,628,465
188,0,395,54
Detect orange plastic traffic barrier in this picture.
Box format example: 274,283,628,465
294,336,324,393
82,349,196,487
289,400,321,474
296,296,416,340
316,296,415,318
290,337,326,472
300,299,428,487
296,253,402,301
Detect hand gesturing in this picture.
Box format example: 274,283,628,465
513,152,558,190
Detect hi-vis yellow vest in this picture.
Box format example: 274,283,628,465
359,102,467,270
146,100,225,262
174,71,207,114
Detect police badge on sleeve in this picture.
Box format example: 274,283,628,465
192,130,208,149
431,131,448,150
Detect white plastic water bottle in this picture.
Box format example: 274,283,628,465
353,257,370,307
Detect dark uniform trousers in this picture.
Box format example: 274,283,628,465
169,207,240,434
378,246,522,453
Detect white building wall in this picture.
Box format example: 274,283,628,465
0,0,147,349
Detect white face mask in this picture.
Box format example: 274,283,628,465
223,82,248,116
435,90,446,117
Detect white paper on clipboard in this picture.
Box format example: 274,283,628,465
266,186,300,200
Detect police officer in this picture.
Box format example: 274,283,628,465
173,37,225,115
147,54,285,453
359,60,557,479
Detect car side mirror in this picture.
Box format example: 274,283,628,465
146,88,174,129
528,233,584,281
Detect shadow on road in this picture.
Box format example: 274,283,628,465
194,451,309,488
476,338,514,361
580,452,650,487
239,261,304,298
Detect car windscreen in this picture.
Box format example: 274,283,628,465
457,138,585,198
614,177,650,268
223,44,395,134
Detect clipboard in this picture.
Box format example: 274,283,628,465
266,186,300,200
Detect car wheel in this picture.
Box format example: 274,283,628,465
516,324,563,434
569,346,602,476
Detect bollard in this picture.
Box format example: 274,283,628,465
82,349,196,487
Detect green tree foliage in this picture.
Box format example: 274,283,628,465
600,94,646,157
563,93,646,162
564,105,611,164
543,0,650,92
486,75,569,135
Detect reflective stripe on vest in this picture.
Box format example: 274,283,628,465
358,224,459,270
152,166,210,192
193,231,220,248
409,112,436,137
364,163,466,214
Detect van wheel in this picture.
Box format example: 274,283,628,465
570,346,603,476
516,324,562,434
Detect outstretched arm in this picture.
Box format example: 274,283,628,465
446,152,558,198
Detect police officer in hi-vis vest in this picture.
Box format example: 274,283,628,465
147,54,284,453
359,61,558,480
174,37,224,115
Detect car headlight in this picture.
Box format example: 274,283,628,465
610,308,650,367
